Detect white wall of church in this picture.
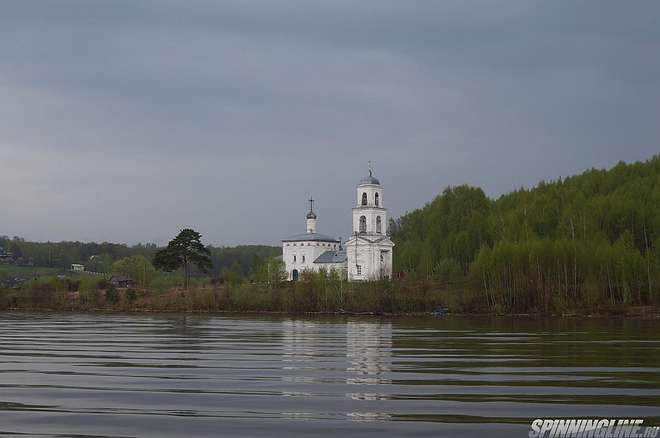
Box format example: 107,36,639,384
356,185,383,207
352,207,387,235
306,218,317,234
282,240,340,280
345,239,393,281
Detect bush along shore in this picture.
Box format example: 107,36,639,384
1,271,658,318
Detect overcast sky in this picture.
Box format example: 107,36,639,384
1,1,659,246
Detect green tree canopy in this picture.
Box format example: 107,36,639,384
391,155,660,311
111,255,156,288
153,229,212,289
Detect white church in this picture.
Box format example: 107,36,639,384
282,165,394,281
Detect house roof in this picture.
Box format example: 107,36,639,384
282,232,340,243
314,249,347,264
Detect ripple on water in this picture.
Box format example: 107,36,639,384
0,313,658,437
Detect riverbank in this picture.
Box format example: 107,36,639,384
3,308,660,319
2,297,658,319
2,278,659,318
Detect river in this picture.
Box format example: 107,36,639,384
0,313,658,437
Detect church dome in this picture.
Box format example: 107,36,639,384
306,211,317,219
359,175,380,185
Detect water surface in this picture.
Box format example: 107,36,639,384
0,313,658,437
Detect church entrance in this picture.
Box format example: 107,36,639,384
292,269,299,281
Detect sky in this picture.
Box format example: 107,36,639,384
1,1,659,246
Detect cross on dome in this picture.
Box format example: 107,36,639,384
306,197,317,219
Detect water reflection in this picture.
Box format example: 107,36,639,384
0,313,658,438
344,321,392,421
346,321,392,385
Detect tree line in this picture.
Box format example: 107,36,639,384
0,236,279,280
390,155,660,312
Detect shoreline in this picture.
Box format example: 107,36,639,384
2,307,659,319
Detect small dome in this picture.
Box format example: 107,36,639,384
359,175,380,185
306,211,317,219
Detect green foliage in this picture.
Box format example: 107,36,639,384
208,245,281,277
392,185,491,276
0,237,279,281
248,255,286,285
153,229,213,289
105,285,119,305
392,155,660,312
112,255,156,287
0,236,159,271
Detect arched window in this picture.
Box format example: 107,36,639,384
375,192,379,206
359,215,367,233
361,192,367,206
376,216,382,234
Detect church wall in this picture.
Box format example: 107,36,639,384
352,207,387,235
345,238,393,281
282,240,340,280
356,185,383,208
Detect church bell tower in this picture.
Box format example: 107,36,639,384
346,162,394,281
352,161,386,236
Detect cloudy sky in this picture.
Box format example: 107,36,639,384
1,1,659,246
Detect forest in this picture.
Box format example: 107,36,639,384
390,155,660,313
0,236,279,280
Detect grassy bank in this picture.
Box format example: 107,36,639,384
1,274,657,318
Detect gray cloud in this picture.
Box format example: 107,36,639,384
1,1,659,245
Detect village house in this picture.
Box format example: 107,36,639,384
70,263,85,272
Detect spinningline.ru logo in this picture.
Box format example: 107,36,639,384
529,419,659,438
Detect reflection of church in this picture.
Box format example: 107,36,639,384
279,319,392,421
282,164,394,281
346,321,392,386
280,319,392,386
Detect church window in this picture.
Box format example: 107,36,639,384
361,192,367,206
359,216,367,233
356,265,362,275
376,216,382,234
293,255,297,263
375,192,379,206
302,255,306,263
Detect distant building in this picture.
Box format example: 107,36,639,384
282,164,394,281
15,257,34,267
0,277,26,289
0,247,14,264
344,168,394,281
281,200,344,281
109,276,135,288
70,263,85,272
